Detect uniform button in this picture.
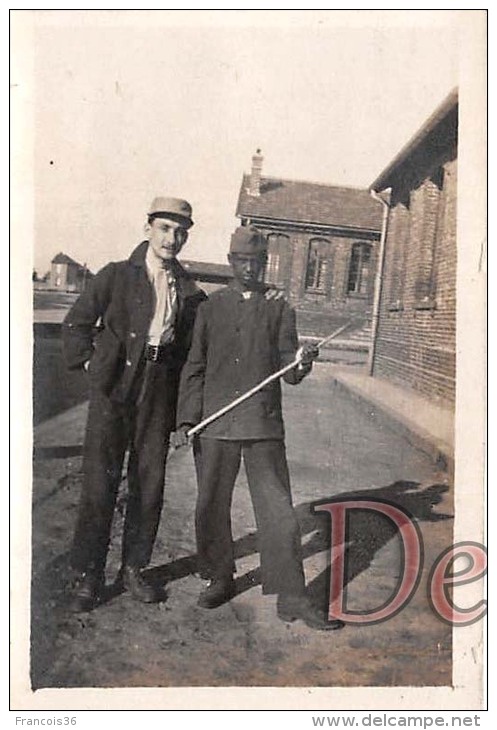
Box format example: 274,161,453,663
235,390,240,396
130,331,136,338
126,359,132,367
235,358,240,364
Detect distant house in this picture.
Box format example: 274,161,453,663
369,89,458,405
235,151,383,338
49,253,93,292
180,259,233,295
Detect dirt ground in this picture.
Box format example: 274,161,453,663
30,364,453,690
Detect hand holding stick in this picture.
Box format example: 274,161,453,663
181,321,352,442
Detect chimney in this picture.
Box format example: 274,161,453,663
247,149,263,197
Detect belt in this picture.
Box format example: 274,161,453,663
144,343,176,364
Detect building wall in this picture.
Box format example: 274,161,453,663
244,222,379,337
66,264,80,290
50,263,68,289
373,155,457,404
49,262,89,291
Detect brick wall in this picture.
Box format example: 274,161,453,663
260,222,378,317
373,155,457,405
194,215,375,338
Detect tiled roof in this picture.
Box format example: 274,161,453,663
51,252,84,267
236,175,383,231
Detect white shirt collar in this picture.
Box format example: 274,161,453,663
145,244,175,279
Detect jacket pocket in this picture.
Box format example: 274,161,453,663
88,335,124,396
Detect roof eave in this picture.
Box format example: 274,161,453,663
237,213,381,237
370,88,459,192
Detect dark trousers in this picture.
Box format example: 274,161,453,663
196,438,306,596
71,361,177,577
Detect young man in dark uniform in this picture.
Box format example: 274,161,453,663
63,197,206,612
175,226,344,631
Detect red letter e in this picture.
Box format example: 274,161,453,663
429,541,487,626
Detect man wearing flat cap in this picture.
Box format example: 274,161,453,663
62,197,206,612
175,226,344,630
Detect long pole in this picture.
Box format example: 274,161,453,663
186,321,351,439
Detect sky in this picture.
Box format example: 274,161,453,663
17,10,464,275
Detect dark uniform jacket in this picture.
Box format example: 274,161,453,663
62,241,207,403
177,285,309,440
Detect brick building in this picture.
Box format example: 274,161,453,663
369,89,458,405
49,253,93,292
235,152,383,338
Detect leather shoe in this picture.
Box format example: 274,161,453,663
120,566,160,603
68,572,104,613
277,594,345,631
198,577,235,609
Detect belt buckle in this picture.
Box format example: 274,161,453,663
146,344,160,362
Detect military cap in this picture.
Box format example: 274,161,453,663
148,197,194,229
229,226,267,256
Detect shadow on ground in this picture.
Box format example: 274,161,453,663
31,476,452,688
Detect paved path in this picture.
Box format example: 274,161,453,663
329,368,454,470
31,364,453,691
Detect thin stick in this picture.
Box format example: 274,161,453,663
186,321,352,439
315,322,352,349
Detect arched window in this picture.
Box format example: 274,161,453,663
347,242,372,296
264,233,290,288
305,239,330,292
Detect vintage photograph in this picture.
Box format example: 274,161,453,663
11,9,486,710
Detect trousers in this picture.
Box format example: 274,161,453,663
71,360,179,576
196,438,306,596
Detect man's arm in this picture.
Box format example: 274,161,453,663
62,263,116,370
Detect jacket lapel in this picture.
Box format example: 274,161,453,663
129,241,154,321
173,260,202,321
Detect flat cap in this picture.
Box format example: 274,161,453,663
229,226,267,256
148,197,194,229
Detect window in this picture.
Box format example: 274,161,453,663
347,243,372,296
388,193,411,310
305,239,329,292
414,167,445,309
265,252,280,284
264,233,290,288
